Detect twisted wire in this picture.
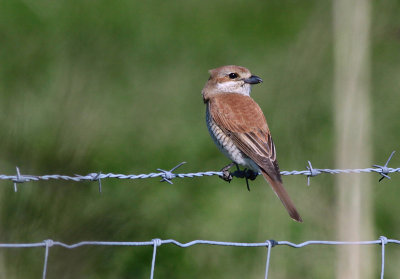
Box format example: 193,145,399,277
1,151,398,278
1,152,398,190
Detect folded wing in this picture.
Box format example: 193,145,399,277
209,93,302,222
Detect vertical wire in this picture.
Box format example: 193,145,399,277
42,241,51,279
380,236,387,279
264,241,272,279
150,239,161,279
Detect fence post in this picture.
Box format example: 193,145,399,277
333,0,374,278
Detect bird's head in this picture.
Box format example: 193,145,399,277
202,65,262,102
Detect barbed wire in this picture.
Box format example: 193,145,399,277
1,152,399,278
1,236,398,279
0,151,398,192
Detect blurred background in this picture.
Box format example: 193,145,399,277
0,0,400,278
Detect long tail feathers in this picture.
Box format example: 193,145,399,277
261,170,303,222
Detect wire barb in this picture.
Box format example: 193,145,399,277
157,162,186,184
12,166,26,192
91,172,103,193
373,151,396,182
306,161,320,186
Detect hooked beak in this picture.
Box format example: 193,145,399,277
243,75,263,84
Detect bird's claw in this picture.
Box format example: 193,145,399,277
219,162,235,183
219,169,233,182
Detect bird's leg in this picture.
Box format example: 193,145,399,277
230,164,252,192
235,163,240,172
243,169,258,192
219,163,258,192
219,162,236,182
245,169,258,181
245,176,251,191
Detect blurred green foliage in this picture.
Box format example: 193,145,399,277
0,0,399,278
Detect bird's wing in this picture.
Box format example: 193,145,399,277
209,93,302,222
209,93,278,177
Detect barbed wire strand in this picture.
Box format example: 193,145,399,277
0,237,398,278
1,152,399,192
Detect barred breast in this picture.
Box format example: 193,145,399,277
206,104,258,170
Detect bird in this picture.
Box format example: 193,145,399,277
202,65,302,222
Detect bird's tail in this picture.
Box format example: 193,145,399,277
261,170,303,222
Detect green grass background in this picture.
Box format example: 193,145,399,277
0,0,400,278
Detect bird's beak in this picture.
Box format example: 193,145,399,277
243,75,263,84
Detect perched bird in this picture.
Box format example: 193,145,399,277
202,65,302,222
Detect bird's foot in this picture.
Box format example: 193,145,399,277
242,169,258,192
219,162,235,183
244,169,258,181
219,164,259,191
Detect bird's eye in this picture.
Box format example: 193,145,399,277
228,73,238,79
